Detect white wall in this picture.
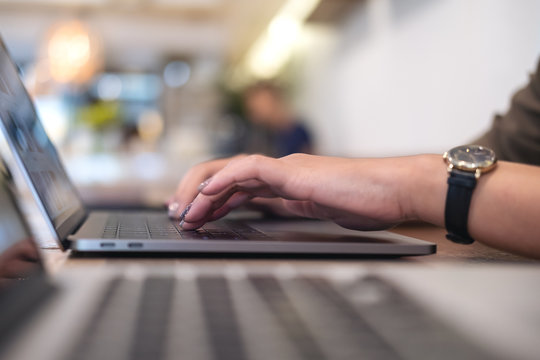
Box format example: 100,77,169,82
296,0,540,157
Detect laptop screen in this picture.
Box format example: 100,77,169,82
0,40,85,246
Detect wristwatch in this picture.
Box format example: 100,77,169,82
443,145,497,244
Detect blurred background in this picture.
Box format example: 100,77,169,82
1,0,539,207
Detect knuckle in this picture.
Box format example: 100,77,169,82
234,153,249,160
188,163,206,177
245,154,266,164
196,161,212,172
196,163,218,179
224,154,248,168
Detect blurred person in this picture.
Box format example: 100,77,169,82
167,59,540,259
242,82,313,157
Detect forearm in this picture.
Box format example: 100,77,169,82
406,155,540,258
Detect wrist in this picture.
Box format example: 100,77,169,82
400,154,447,226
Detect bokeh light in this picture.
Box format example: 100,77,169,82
46,20,102,84
163,60,191,88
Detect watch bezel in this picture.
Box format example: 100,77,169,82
443,145,497,176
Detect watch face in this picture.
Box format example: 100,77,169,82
445,145,497,171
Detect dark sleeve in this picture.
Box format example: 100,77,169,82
276,122,313,156
289,123,312,154
474,59,540,166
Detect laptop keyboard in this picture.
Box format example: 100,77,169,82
101,213,270,241
64,273,496,360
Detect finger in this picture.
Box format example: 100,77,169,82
184,187,241,224
170,172,213,218
1,259,36,278
169,157,235,218
208,192,253,221
187,179,281,224
201,155,290,198
181,192,251,230
168,201,181,218
179,218,207,231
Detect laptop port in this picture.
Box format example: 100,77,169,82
128,242,143,248
100,242,115,248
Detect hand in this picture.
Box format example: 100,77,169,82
168,156,244,219
181,153,418,231
173,152,540,259
168,154,296,219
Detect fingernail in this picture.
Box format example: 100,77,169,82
198,177,212,192
168,202,179,217
178,203,192,222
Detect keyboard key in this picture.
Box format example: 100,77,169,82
197,276,248,360
101,214,268,241
65,278,141,360
129,277,175,360
298,277,402,360
341,276,497,360
165,277,212,360
249,276,327,360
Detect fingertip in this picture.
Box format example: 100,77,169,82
178,203,192,221
197,177,213,192
199,180,221,196
180,220,204,231
206,193,250,221
167,202,180,218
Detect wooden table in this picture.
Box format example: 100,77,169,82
41,222,535,275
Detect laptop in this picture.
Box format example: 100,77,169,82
0,37,435,256
0,163,517,360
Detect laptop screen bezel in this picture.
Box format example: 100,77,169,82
0,38,87,249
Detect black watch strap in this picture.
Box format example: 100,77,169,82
445,170,477,244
